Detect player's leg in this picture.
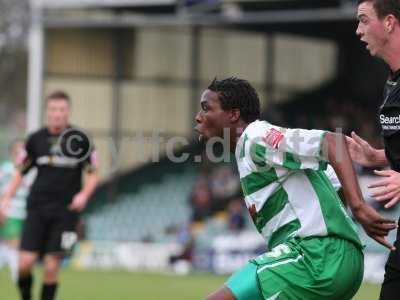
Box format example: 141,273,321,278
4,217,24,281
18,250,38,276
18,210,45,300
206,262,263,300
379,226,400,300
40,209,78,300
0,240,7,269
206,244,314,300
0,218,14,273
6,238,20,281
252,238,363,300
206,287,236,300
41,254,61,300
0,224,8,269
18,250,38,300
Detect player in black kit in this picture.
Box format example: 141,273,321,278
348,1,400,299
0,91,99,300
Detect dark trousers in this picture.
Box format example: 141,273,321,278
380,222,400,300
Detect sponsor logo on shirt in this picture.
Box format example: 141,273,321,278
36,155,80,168
61,231,78,251
263,128,284,149
380,114,400,130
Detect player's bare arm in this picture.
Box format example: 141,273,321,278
68,171,99,212
324,132,397,250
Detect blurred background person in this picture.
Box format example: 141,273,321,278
0,139,34,282
227,198,245,234
0,91,98,300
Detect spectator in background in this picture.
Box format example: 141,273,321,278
209,166,239,213
227,198,245,233
0,139,34,281
169,223,194,274
189,176,212,222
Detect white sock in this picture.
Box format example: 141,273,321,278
0,242,6,269
5,245,18,282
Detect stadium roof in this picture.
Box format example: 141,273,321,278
34,0,175,9
27,0,360,131
32,0,359,39
35,0,354,10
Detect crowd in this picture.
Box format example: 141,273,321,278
189,165,241,223
282,97,382,148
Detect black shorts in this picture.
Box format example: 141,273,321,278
380,218,400,300
20,208,79,257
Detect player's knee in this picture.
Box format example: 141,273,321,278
43,264,58,276
43,257,60,278
18,253,36,276
43,257,60,281
43,266,60,283
205,295,228,300
205,288,235,300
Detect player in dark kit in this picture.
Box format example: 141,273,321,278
0,91,99,300
347,1,400,299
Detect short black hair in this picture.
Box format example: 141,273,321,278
46,90,71,104
358,0,400,21
207,77,261,123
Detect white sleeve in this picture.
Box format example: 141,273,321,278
246,121,328,171
324,164,341,191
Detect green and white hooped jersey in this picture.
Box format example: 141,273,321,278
0,161,34,220
235,120,362,250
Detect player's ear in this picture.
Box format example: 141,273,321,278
385,14,396,33
229,109,241,123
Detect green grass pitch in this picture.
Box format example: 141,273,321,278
0,268,379,300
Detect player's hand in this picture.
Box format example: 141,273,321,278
369,169,400,209
346,132,379,167
352,202,397,251
68,192,89,212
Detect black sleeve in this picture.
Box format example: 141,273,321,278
18,134,36,175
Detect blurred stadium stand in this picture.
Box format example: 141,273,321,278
85,164,196,242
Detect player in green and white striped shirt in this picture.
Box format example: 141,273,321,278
0,140,34,282
195,77,397,300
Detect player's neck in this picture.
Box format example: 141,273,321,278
230,120,249,153
48,124,68,135
383,37,400,72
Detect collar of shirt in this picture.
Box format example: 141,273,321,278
389,69,400,82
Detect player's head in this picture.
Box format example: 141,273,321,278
356,0,400,58
195,77,260,142
46,90,71,131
